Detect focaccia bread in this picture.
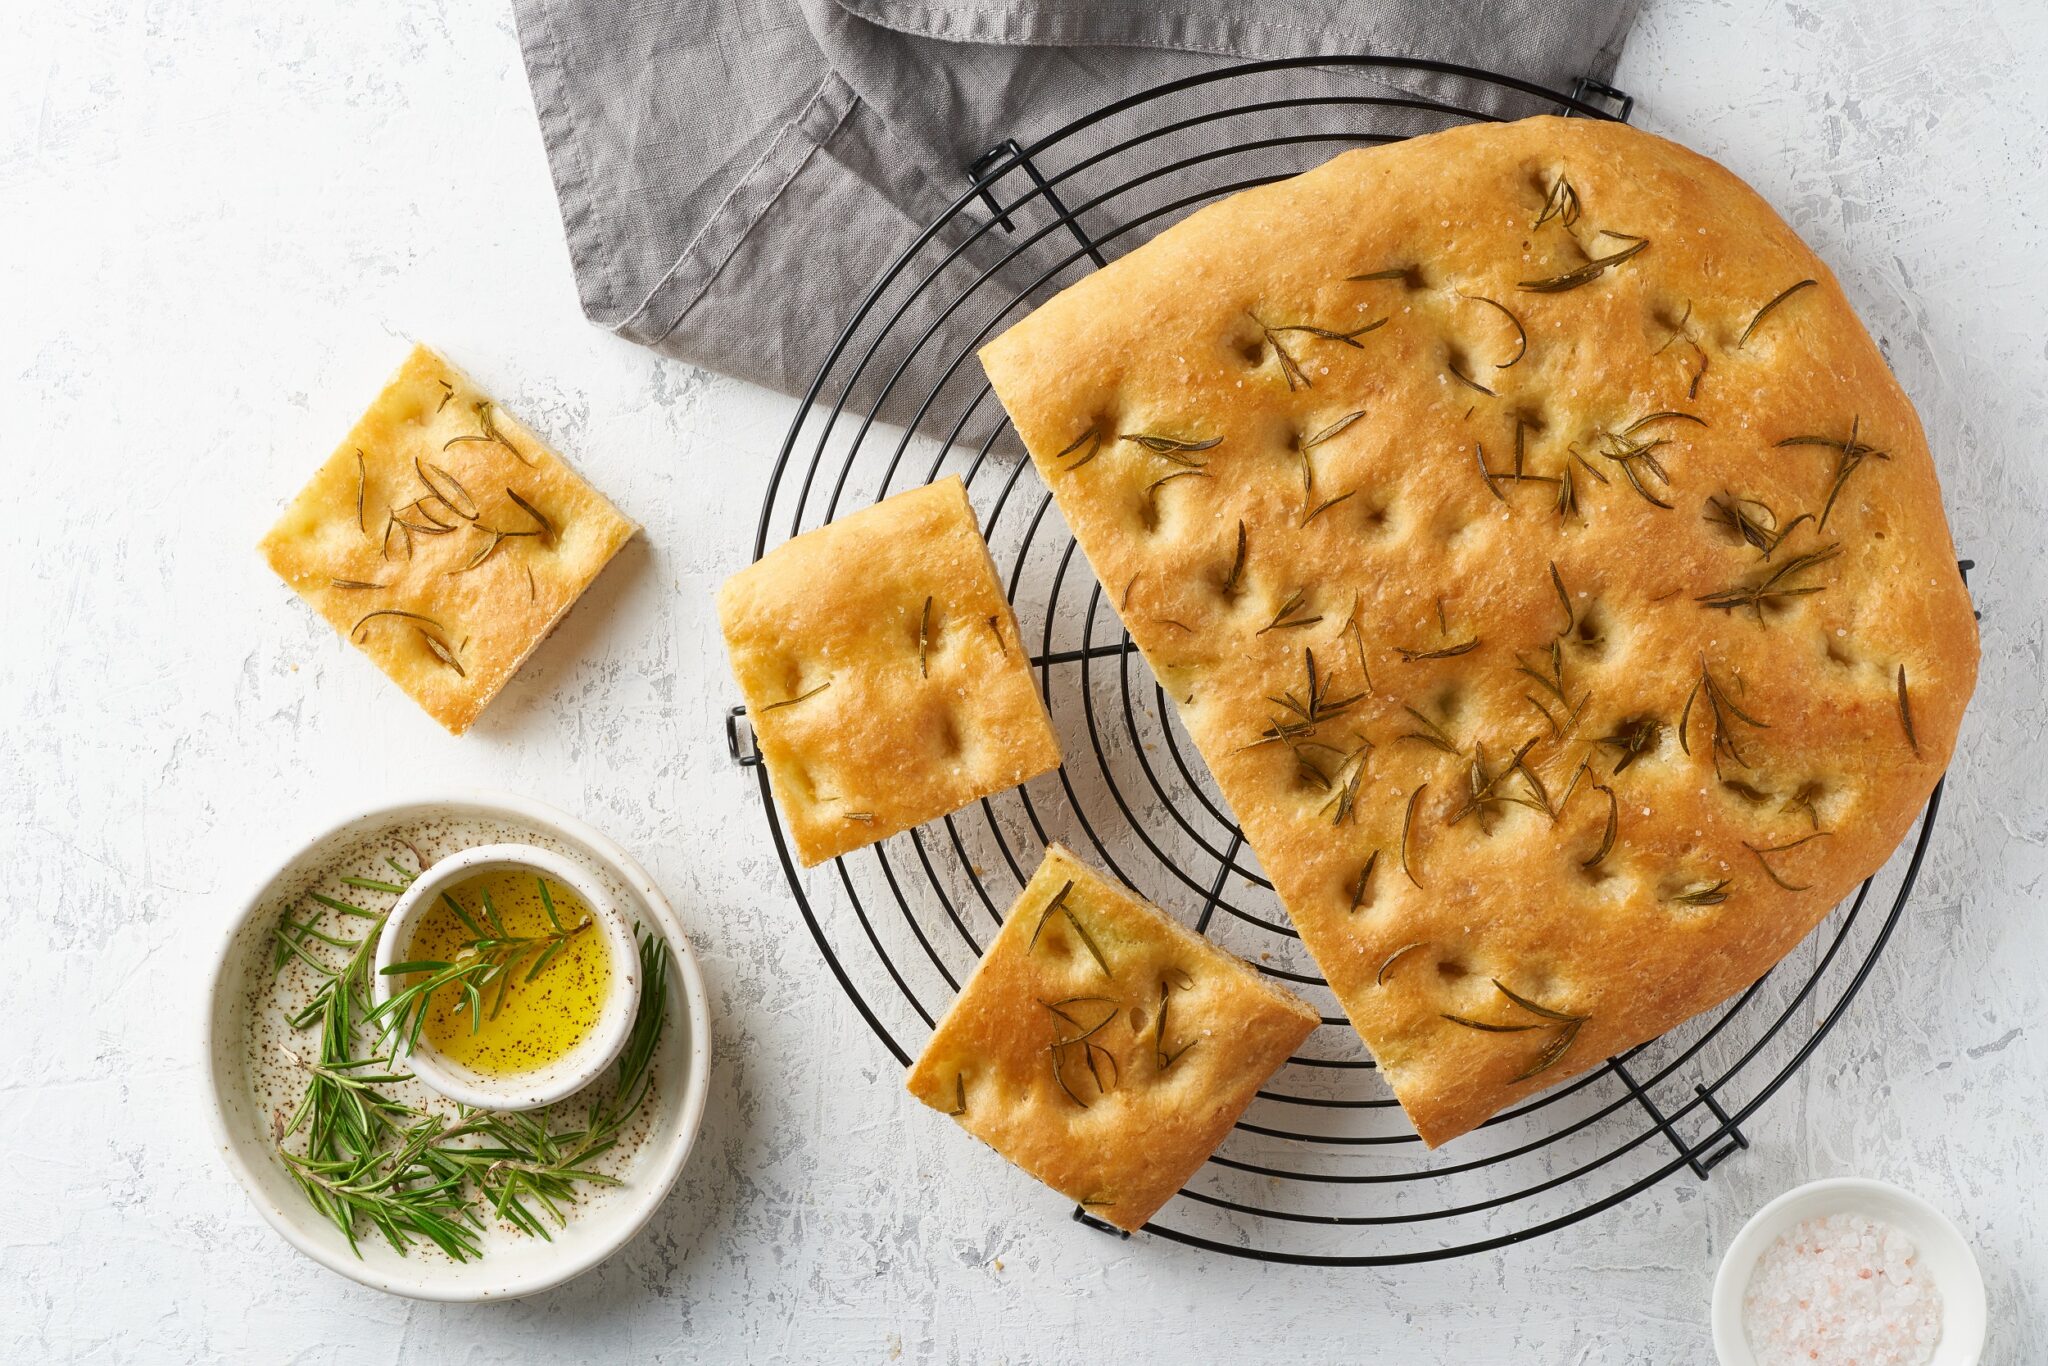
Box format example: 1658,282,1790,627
978,116,1977,1145
907,844,1319,1231
718,477,1061,866
260,343,636,734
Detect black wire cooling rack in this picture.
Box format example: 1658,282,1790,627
728,56,1963,1266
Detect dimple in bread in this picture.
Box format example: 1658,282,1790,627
978,116,1977,1145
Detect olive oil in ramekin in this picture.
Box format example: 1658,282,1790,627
405,869,613,1076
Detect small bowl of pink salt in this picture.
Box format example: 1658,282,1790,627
1712,1177,1986,1366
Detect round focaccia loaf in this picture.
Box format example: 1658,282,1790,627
979,115,1978,1146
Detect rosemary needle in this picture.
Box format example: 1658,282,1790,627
504,487,554,545
761,681,830,712
1376,940,1425,985
1737,279,1817,349
1400,785,1426,888
1518,233,1648,292
1897,665,1919,755
1460,294,1528,367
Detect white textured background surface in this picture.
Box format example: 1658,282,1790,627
5,0,2045,1359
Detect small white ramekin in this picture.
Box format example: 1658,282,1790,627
373,841,641,1111
1711,1176,1987,1366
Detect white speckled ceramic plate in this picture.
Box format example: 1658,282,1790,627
202,792,713,1302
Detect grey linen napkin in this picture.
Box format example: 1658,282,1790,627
512,1,1640,432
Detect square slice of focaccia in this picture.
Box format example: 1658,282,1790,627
979,116,1978,1145
718,476,1060,866
906,844,1319,1232
261,343,637,734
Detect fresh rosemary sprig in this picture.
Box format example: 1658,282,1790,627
1121,431,1221,464
371,880,596,1052
419,631,466,677
1144,469,1211,525
1555,449,1608,521
1318,742,1372,826
448,528,530,576
1300,409,1367,456
1474,416,1564,504
1475,439,1506,503
1595,429,1677,509
1548,561,1574,636
271,854,672,1261
1302,490,1354,527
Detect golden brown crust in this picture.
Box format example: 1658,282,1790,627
717,477,1061,866
906,844,1319,1230
978,116,1977,1145
259,343,637,734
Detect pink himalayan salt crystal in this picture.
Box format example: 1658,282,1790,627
1742,1212,1942,1366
